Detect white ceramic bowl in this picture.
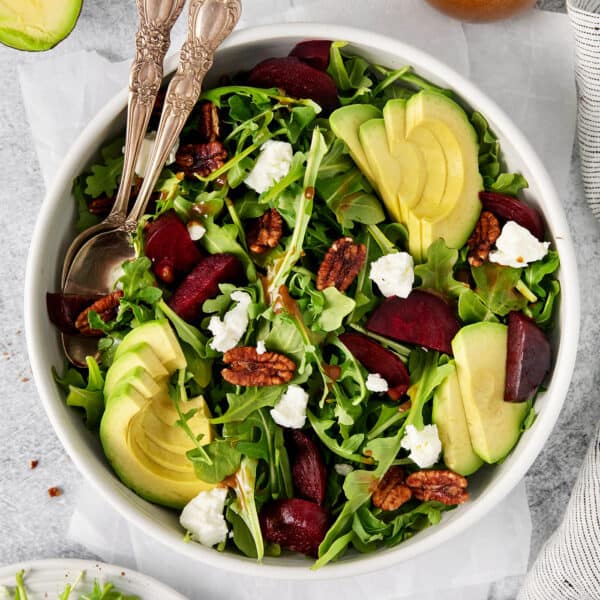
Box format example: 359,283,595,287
25,24,579,579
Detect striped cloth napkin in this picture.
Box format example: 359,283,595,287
519,2,600,598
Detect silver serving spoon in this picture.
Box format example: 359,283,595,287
61,0,242,365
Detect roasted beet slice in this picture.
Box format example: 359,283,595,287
286,430,328,505
145,211,202,284
339,332,410,400
479,191,545,241
47,292,101,334
289,40,332,71
260,498,329,557
505,311,551,402
168,253,243,323
366,290,460,355
247,57,339,113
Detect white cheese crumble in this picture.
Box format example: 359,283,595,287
489,221,549,268
334,463,354,476
256,340,267,355
366,373,389,393
400,424,442,469
187,220,206,241
369,252,414,298
179,487,229,547
270,384,308,429
244,140,293,194
130,131,180,178
208,291,251,353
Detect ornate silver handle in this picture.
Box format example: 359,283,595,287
126,0,242,225
107,0,187,225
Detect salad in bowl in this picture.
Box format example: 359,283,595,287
46,38,562,568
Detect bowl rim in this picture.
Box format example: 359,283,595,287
25,22,580,580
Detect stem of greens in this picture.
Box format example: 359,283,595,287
225,196,249,253
367,224,397,255
348,323,411,360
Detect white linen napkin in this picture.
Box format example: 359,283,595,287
516,2,600,597
18,2,576,599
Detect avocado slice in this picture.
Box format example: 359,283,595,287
114,319,186,372
0,0,82,52
104,343,169,398
100,319,214,508
406,91,482,255
100,385,214,509
105,364,163,401
329,104,382,183
452,322,529,464
432,361,484,476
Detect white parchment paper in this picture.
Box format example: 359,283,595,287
19,2,576,598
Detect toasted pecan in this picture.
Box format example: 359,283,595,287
467,211,501,267
75,291,123,336
405,469,469,505
247,208,283,254
222,346,296,386
175,141,228,178
199,101,221,142
316,237,367,292
372,466,412,511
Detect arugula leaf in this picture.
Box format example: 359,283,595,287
316,287,356,332
528,279,560,329
188,439,241,483
472,263,528,317
210,386,284,424
458,288,499,324
523,250,560,297
73,175,101,232
77,581,139,600
490,173,529,196
414,239,469,301
228,458,264,560
85,152,124,198
53,356,105,429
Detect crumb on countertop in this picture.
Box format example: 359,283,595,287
48,486,62,498
29,459,39,469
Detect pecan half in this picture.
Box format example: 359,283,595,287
372,466,412,511
175,142,228,178
405,469,469,505
467,210,501,267
88,196,114,216
316,237,367,292
247,208,283,254
199,101,220,142
222,346,296,386
75,291,123,336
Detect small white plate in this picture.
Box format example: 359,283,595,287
0,559,187,599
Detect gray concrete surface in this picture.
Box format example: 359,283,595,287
2,1,595,599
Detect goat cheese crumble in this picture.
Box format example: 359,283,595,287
256,340,267,355
369,252,414,298
244,140,293,193
187,220,206,241
130,131,179,178
334,463,354,476
180,487,229,547
208,291,251,353
400,424,442,468
270,384,308,429
489,221,549,268
366,373,389,393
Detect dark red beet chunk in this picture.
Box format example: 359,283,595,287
339,332,410,400
505,311,551,402
47,292,101,334
289,40,332,71
479,191,545,241
145,211,202,284
366,290,460,355
260,498,329,557
247,57,339,114
168,253,243,323
286,430,328,505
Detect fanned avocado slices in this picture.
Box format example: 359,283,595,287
0,0,83,52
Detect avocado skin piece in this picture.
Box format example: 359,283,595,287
432,361,483,476
0,0,83,52
452,322,529,464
